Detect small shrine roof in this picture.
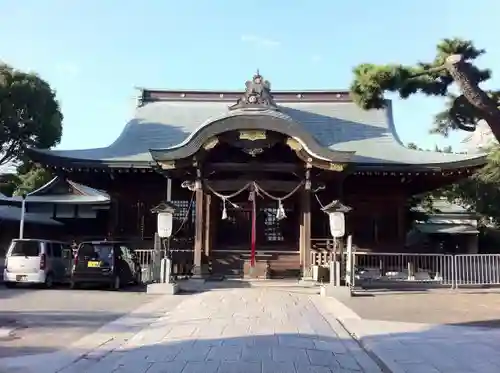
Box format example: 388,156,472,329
0,177,110,205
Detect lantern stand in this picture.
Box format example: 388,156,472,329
319,200,354,299
147,201,179,295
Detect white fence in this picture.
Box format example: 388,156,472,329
351,252,500,289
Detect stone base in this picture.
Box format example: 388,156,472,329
320,284,352,298
177,277,207,292
243,260,270,279
146,282,180,295
298,277,316,286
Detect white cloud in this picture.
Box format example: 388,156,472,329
240,34,280,49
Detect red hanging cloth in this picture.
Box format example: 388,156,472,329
250,190,257,267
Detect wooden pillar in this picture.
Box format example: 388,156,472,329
193,176,204,277
300,167,312,278
204,193,212,257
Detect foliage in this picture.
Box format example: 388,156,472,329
350,38,497,136
0,173,20,196
442,145,500,226
11,163,53,196
0,161,53,197
407,142,500,226
0,63,63,166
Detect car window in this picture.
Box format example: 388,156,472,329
52,243,62,258
8,240,40,257
78,243,114,264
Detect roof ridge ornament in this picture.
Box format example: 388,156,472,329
229,70,279,111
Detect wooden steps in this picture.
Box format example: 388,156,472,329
211,251,300,279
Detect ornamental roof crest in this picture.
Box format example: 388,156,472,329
229,70,278,111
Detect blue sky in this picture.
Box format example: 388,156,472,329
0,0,498,152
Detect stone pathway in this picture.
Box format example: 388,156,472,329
12,287,382,373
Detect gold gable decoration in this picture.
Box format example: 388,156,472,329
158,160,176,170
285,137,303,152
239,130,267,141
329,163,345,172
203,137,219,150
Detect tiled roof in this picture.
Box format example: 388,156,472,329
29,95,485,169
0,177,110,205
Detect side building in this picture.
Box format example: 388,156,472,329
0,177,110,255
26,72,485,278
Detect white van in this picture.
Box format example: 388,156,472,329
3,239,73,288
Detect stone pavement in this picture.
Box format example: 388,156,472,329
329,295,500,373
1,286,382,373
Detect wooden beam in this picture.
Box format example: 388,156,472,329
206,179,301,192
206,162,300,173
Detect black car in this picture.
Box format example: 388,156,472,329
70,241,141,290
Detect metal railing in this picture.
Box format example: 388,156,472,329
350,252,500,289
134,248,193,283
455,254,500,286
352,252,454,287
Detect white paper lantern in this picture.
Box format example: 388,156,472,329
329,211,345,238
157,211,173,238
151,201,177,238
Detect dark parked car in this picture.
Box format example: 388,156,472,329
70,241,141,290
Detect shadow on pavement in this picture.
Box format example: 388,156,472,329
3,321,499,373
0,310,159,333
0,283,149,298
175,279,320,295
0,333,377,373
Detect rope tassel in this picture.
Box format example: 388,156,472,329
276,199,286,220
221,199,228,220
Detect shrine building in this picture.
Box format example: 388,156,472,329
26,72,486,278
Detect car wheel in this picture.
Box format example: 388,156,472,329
111,276,120,291
70,281,80,289
132,271,141,285
44,274,54,288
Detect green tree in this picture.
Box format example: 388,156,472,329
0,63,62,196
0,173,20,196
406,142,500,226
11,163,53,196
350,38,500,139
0,63,63,166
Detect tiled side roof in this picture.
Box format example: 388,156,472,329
30,97,485,169
0,177,110,205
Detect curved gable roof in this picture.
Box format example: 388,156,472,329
29,92,485,170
